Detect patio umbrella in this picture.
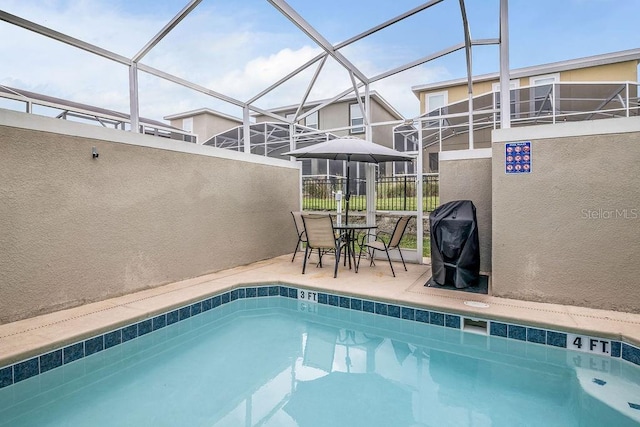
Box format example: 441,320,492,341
283,372,414,427
284,137,415,224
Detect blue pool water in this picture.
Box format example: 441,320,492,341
1,296,639,426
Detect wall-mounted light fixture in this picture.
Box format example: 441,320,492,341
92,147,99,159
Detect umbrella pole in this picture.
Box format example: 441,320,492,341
345,159,350,226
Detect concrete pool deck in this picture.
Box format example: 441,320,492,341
1,254,640,367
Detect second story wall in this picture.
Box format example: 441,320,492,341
168,113,242,144
418,58,639,114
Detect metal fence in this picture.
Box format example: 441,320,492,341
302,174,439,212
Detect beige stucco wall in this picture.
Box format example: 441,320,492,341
0,111,300,323
492,117,640,313
168,113,241,143
438,151,492,273
370,101,399,149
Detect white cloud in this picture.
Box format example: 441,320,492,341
0,0,453,122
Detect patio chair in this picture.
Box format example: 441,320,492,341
291,211,308,262
301,214,345,278
356,216,412,277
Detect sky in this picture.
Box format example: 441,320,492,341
0,0,638,123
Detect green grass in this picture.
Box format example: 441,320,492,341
355,233,431,258
303,196,439,212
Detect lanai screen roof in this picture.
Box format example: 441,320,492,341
0,0,512,133
203,122,336,153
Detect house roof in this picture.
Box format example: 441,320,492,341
254,90,404,121
411,48,640,97
163,108,244,123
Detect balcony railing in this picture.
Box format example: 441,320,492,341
0,85,197,143
413,81,640,150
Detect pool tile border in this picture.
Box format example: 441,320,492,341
1,283,639,389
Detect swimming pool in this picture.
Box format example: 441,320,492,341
1,285,639,426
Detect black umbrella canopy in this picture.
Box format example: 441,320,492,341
284,138,415,224
283,372,414,427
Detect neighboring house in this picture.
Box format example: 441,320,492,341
164,108,243,143
409,48,640,172
176,91,406,181
251,91,405,180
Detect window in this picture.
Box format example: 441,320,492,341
426,92,447,114
349,103,364,134
305,111,318,129
429,153,439,173
530,73,559,116
492,80,520,118
182,117,193,133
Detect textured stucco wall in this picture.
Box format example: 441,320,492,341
0,113,300,323
492,118,640,312
438,153,492,273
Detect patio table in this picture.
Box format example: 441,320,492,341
333,223,377,271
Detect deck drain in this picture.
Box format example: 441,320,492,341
464,301,490,308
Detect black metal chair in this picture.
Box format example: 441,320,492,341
356,216,411,277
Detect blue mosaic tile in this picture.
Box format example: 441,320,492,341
152,314,166,330
490,322,508,337
85,336,104,356
221,292,231,304
350,298,362,311
445,314,460,329
546,331,567,348
138,319,152,336
202,298,213,312
629,402,640,411
63,342,84,364
387,305,400,318
179,306,191,320
269,286,279,296
527,328,546,344
339,297,350,309
592,378,606,386
166,310,180,325
191,302,202,315
415,310,429,323
257,287,268,297
40,350,62,373
508,325,527,341
122,324,138,342
212,296,221,308
362,300,374,313
230,290,239,301
14,358,39,383
401,307,415,321
622,344,640,366
279,286,288,297
328,295,339,307
318,293,328,304
288,288,298,299
375,303,388,316
611,341,621,358
104,330,122,349
245,288,257,298
238,288,246,299
430,312,444,326
0,366,12,388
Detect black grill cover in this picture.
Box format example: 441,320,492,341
429,200,480,288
